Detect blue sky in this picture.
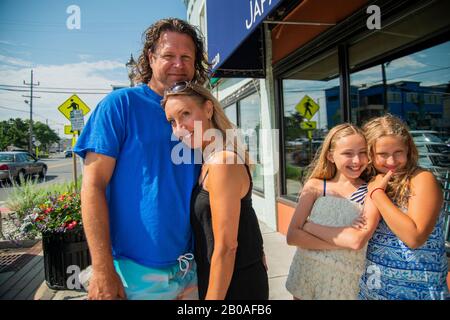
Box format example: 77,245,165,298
0,0,187,136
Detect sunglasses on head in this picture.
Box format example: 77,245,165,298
164,81,211,103
165,81,194,95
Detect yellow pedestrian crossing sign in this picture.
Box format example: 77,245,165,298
64,125,78,135
295,95,319,120
300,121,317,130
58,94,90,121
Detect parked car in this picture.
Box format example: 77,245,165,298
415,142,450,155
410,130,445,144
0,151,47,183
64,149,73,158
291,140,324,166
418,152,450,182
286,138,309,148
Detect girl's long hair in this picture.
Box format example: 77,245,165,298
306,123,366,181
362,114,419,208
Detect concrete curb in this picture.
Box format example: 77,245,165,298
34,282,57,300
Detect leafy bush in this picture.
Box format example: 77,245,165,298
6,178,80,219
21,192,82,234
285,164,302,181
4,177,82,239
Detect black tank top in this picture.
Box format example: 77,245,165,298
190,162,265,298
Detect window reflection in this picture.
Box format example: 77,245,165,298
351,41,450,180
240,93,264,192
223,103,237,126
282,78,339,200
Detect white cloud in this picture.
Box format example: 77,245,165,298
387,56,426,70
0,40,17,46
0,54,33,67
0,57,129,137
351,75,383,87
78,54,93,61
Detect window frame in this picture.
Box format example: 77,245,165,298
273,1,450,200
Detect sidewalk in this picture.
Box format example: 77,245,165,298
32,220,295,300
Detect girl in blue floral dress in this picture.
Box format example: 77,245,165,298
358,114,449,300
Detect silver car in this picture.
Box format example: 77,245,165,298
0,151,47,183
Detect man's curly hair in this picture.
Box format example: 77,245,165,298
133,18,211,85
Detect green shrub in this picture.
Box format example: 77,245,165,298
285,164,301,181
4,176,82,239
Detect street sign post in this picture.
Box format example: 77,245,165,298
58,94,90,120
295,95,320,120
64,125,78,135
34,141,41,158
300,121,317,130
70,110,84,131
57,94,90,192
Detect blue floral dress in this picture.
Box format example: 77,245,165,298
358,208,449,300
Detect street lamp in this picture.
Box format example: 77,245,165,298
126,54,137,87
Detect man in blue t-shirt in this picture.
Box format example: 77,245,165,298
74,18,209,300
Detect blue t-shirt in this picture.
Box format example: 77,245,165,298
74,84,200,268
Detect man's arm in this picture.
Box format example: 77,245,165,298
81,152,126,300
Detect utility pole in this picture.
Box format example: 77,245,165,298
23,70,40,154
57,128,60,152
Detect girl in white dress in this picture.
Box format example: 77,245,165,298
285,123,380,300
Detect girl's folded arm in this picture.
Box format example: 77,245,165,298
286,179,341,250
303,196,380,250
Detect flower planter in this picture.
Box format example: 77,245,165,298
42,228,91,290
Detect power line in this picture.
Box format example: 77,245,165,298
0,105,66,126
0,83,112,91
0,105,29,114
0,87,109,94
0,97,29,103
358,66,450,87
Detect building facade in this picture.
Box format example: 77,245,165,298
185,0,450,250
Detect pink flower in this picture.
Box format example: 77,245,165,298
66,221,77,230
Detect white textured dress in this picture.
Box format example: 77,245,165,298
286,182,368,300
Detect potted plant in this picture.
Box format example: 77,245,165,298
22,192,91,290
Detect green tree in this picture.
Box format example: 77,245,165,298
284,111,306,141
0,118,59,152
32,121,60,152
0,118,29,150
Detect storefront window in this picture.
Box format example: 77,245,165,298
282,77,340,200
240,92,264,192
348,1,449,70
350,41,450,182
224,103,238,126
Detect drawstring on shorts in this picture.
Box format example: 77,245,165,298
177,253,194,278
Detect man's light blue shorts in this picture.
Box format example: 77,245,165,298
113,254,198,300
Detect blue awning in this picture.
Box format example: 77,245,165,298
206,0,283,78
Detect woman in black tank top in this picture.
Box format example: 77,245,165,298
162,81,268,300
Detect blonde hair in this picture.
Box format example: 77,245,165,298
306,123,366,181
161,83,251,167
362,114,419,208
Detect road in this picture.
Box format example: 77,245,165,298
0,154,83,203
